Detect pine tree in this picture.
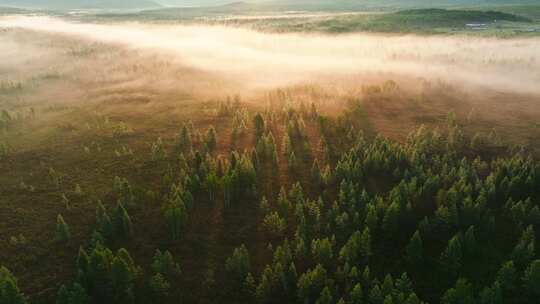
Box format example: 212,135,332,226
441,278,474,304
148,273,170,300
382,201,401,234
96,202,114,239
263,212,286,237
495,261,516,292
406,231,423,266
406,293,421,304
440,234,462,275
56,214,71,242
381,274,394,298
113,203,133,238
350,283,363,304
205,126,217,152
365,204,378,231
311,159,322,186
259,196,270,214
316,286,333,304
288,151,297,169
463,226,477,257
511,225,535,267
369,284,383,304
360,226,372,260
176,125,192,151
151,137,166,161
152,250,181,277
282,133,292,156
225,245,251,281
110,257,134,303
253,113,265,139
311,238,333,267
479,282,502,304
0,266,26,304
77,247,90,273
56,283,89,304
163,198,186,240
297,264,327,303
523,259,540,298
243,273,256,301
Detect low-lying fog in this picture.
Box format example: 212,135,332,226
1,15,540,94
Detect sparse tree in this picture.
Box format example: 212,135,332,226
56,214,71,242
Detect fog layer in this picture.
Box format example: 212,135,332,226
1,16,540,93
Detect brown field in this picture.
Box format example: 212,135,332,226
1,17,540,303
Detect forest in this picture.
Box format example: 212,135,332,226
1,2,540,304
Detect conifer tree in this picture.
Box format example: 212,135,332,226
311,238,333,267
479,282,502,304
263,212,286,237
360,226,372,260
243,273,256,301
163,199,186,240
225,245,251,281
0,266,26,304
176,124,192,151
511,225,535,267
96,202,114,239
406,231,423,266
316,286,333,304
523,259,540,298
148,273,170,300
253,113,265,139
113,203,133,238
369,284,383,304
350,283,363,304
440,234,462,275
205,126,217,152
282,133,292,156
56,214,71,242
56,283,89,304
152,250,181,277
496,261,516,292
110,257,134,303
441,278,474,304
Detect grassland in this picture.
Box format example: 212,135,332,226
65,5,539,37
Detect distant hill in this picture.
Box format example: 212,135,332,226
157,0,540,10
0,0,161,10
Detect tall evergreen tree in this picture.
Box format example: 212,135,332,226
253,113,265,139
113,203,133,238
496,261,516,292
56,283,89,304
406,231,423,266
0,266,25,304
56,214,71,242
523,259,540,298
225,245,251,281
441,278,474,304
205,126,217,152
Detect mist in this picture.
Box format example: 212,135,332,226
1,15,540,94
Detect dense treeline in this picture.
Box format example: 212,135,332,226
1,95,540,304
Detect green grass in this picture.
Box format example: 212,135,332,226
242,8,538,35
53,4,540,37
